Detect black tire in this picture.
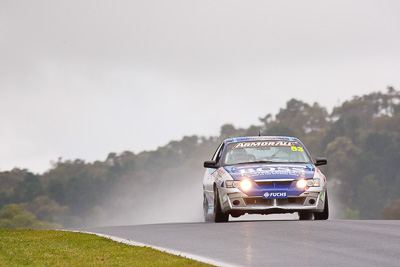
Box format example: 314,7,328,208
314,191,329,220
213,187,229,223
298,212,313,220
203,194,213,222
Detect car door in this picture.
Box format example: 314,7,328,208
203,142,225,197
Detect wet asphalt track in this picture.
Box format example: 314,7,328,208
78,220,400,267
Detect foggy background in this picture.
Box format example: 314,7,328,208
1,1,400,226
1,0,400,173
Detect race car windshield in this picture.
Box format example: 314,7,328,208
222,141,312,166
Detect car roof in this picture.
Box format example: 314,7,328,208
223,136,300,144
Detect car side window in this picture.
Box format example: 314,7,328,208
211,142,224,162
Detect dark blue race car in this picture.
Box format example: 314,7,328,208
203,136,328,222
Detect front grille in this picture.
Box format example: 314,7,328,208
277,197,306,205
243,197,306,207
255,180,293,189
255,181,274,186
244,198,274,206
276,181,293,186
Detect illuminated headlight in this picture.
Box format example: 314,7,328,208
296,179,320,188
239,179,252,191
226,179,252,191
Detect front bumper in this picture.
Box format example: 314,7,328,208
220,188,326,215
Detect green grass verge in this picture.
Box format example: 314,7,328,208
0,229,213,266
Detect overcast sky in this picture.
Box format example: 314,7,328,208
1,0,400,173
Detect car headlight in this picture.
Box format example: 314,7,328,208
296,179,320,188
225,180,240,188
226,179,252,191
239,179,252,191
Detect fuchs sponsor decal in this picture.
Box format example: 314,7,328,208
232,141,295,149
263,191,287,199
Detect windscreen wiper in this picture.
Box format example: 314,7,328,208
248,160,274,164
226,160,275,166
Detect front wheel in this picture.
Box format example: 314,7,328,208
213,187,229,223
314,191,329,220
203,194,213,222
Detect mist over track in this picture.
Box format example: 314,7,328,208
78,220,400,267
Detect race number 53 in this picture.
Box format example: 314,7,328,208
291,146,304,152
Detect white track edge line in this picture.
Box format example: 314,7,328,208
65,230,238,267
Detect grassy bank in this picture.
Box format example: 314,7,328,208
0,229,211,266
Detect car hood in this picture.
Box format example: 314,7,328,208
223,163,315,180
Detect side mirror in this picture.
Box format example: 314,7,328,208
204,160,218,168
315,157,327,166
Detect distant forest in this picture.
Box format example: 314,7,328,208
2,87,400,228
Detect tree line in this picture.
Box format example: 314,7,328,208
1,87,400,228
